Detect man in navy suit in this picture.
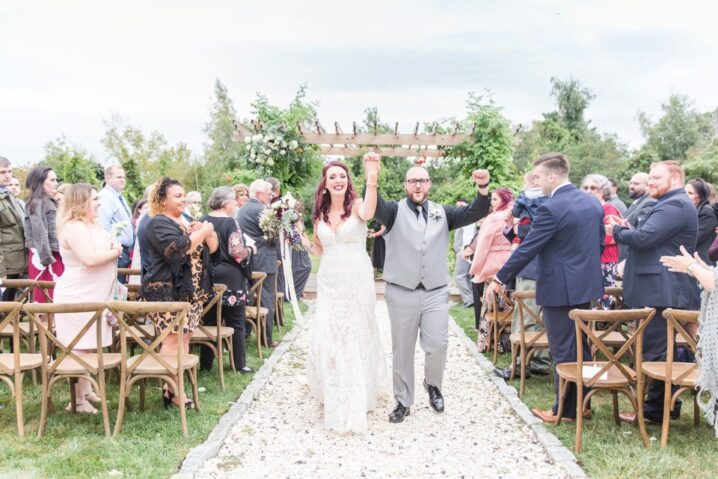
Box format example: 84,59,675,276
607,160,700,424
486,152,605,422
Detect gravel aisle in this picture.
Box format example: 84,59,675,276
195,301,567,479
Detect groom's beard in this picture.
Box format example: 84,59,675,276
406,190,429,205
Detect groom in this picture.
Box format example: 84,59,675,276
375,166,491,422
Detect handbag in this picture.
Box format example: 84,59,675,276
105,279,128,327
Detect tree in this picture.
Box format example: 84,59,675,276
637,94,713,163
550,77,595,136
43,136,103,186
202,79,245,189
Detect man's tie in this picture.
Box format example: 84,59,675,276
417,204,427,230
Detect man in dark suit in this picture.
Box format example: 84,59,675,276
607,160,700,424
618,172,656,262
237,179,279,347
486,152,605,422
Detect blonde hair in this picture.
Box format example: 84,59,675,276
56,183,97,233
56,183,72,196
233,183,248,199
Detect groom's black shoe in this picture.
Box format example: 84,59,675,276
424,379,444,413
388,403,410,423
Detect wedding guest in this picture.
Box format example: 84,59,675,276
55,183,71,207
129,199,148,285
8,175,25,212
608,178,627,216
582,174,622,307
54,184,121,414
199,186,254,374
0,157,27,302
291,200,312,298
452,199,475,307
233,183,249,207
618,172,656,262
24,165,62,300
141,177,218,408
685,178,717,265
97,165,134,281
467,188,514,349
370,221,387,273
237,179,279,347
185,191,203,221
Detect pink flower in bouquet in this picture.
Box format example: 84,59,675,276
227,295,237,306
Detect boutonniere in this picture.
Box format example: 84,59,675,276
428,208,443,221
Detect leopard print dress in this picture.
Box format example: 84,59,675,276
150,245,210,334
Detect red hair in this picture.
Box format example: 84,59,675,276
312,161,357,224
493,187,514,212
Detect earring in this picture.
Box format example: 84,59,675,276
323,189,327,195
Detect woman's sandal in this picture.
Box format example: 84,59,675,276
85,391,103,404
66,400,98,414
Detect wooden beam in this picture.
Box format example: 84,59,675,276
393,122,399,136
318,146,446,157
300,133,470,146
353,122,358,135
413,122,419,135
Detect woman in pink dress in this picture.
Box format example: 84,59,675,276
54,184,121,414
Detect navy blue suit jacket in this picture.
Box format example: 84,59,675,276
613,188,700,309
495,184,604,307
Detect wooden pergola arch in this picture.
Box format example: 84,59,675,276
234,120,475,159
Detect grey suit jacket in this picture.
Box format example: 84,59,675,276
236,198,277,274
618,194,657,262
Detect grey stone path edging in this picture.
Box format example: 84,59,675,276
448,317,588,479
172,304,316,479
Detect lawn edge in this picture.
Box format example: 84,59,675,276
448,315,588,479
172,302,316,479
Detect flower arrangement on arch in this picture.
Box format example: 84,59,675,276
242,124,303,176
258,192,304,250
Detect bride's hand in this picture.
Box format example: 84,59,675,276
363,152,381,179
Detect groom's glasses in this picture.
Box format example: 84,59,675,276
406,179,431,186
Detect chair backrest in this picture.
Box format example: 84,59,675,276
568,308,656,387
23,302,109,375
249,272,267,309
197,284,227,337
662,308,700,384
0,302,25,375
484,282,513,323
117,268,141,278
106,301,191,375
512,290,545,345
0,279,37,304
33,280,56,303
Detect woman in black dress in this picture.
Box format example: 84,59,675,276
141,177,218,408
200,186,254,373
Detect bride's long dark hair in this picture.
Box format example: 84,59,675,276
312,161,356,225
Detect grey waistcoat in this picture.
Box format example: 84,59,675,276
383,199,450,290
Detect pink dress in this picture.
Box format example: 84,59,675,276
469,209,513,283
54,224,116,349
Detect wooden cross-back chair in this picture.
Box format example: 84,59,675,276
0,279,39,353
24,302,120,437
0,302,42,437
189,284,233,390
107,300,198,437
557,307,656,453
245,272,268,359
640,309,701,448
508,290,549,396
484,281,514,364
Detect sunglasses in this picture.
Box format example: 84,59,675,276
582,185,598,191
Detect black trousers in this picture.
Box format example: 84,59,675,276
544,304,591,419
200,304,247,371
642,307,681,421
471,281,485,330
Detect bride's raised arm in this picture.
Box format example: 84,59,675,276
354,152,381,221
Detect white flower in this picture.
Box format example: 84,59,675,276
280,149,286,155
429,208,443,221
252,134,263,141
267,158,274,166
289,140,299,149
243,136,251,143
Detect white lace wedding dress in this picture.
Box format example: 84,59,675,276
306,214,388,433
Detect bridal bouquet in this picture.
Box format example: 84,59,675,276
258,192,304,250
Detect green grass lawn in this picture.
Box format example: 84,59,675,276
450,304,718,479
0,302,306,479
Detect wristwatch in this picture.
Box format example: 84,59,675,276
492,276,503,286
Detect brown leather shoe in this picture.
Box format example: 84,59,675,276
531,408,575,423
618,412,658,425
531,408,592,423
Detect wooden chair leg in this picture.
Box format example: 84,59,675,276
139,379,146,411
69,378,77,412
555,378,567,426
694,392,700,427
660,380,672,448
217,339,225,391
226,337,236,372
98,373,111,437
509,343,517,380
178,372,188,437
612,390,620,425
575,380,584,453
519,347,527,396
14,373,25,437
191,367,201,412
113,375,127,437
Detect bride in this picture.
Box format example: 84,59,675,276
303,153,388,433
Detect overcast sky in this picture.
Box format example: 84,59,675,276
2,0,717,166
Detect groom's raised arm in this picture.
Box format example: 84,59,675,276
374,191,399,232
443,190,490,231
